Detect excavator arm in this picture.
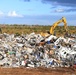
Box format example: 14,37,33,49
40,17,68,37
50,17,68,35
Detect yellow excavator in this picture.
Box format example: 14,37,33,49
41,17,68,37
50,17,68,35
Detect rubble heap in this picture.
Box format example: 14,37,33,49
0,32,76,68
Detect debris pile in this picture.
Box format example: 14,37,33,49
0,32,76,68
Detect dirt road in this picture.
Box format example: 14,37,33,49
0,67,75,75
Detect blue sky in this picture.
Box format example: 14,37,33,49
0,0,76,25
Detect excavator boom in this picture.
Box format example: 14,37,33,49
50,17,68,35
40,17,68,37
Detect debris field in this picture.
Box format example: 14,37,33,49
0,32,76,75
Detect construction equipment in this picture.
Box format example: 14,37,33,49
41,17,68,37
50,17,68,35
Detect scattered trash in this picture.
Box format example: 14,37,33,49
0,32,76,68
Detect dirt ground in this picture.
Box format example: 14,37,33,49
0,67,75,75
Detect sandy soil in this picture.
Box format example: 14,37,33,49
0,67,75,75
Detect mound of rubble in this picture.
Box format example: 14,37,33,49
0,32,76,68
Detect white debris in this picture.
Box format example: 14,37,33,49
45,35,57,42
0,32,75,68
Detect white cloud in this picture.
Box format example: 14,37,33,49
0,11,4,16
8,11,23,17
55,8,64,13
